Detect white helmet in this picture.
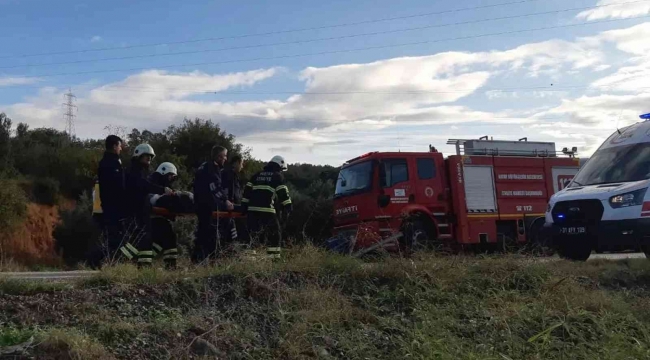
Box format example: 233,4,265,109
156,162,177,176
133,144,155,158
270,155,288,171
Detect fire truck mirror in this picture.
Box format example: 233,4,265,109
378,194,390,208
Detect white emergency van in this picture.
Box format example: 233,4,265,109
545,113,650,261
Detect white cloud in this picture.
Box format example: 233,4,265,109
4,22,643,164
576,0,650,21
0,76,41,87
91,36,102,43
582,22,650,55
533,92,650,130
591,56,650,92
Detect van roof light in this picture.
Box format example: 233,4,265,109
640,113,650,120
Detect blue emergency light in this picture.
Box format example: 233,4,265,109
640,113,650,120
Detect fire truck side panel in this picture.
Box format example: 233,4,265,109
466,215,498,244
447,156,471,243
449,155,500,244
410,153,448,215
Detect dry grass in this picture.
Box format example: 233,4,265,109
2,246,650,359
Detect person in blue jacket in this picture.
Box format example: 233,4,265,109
192,145,234,263
90,135,126,268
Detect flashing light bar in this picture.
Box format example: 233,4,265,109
640,113,650,120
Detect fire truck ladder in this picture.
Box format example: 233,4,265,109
446,137,577,158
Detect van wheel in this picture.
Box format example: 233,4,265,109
401,219,436,253
557,238,592,261
642,246,650,259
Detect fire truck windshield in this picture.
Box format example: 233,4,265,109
571,142,650,187
335,161,373,198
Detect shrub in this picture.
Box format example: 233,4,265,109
53,191,100,266
172,216,197,256
283,180,334,244
0,178,28,234
31,177,60,205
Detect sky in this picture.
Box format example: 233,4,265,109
0,0,649,165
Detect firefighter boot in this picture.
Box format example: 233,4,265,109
137,250,154,269
266,247,281,261
163,248,178,270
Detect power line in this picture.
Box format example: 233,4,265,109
0,0,552,60
3,0,647,70
4,80,644,95
11,14,650,80
60,84,650,95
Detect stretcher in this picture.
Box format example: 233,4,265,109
152,207,246,219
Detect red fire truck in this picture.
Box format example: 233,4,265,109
331,137,581,252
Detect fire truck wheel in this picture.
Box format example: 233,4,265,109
401,218,436,253
526,219,555,257
556,237,592,261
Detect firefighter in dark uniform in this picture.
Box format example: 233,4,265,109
125,144,172,267
222,154,244,247
242,155,292,259
91,135,126,267
192,145,234,263
148,162,179,269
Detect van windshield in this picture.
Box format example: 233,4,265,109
571,142,650,187
335,161,373,197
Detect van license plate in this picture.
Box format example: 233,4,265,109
560,226,586,235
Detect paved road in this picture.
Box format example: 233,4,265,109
0,253,646,281
590,252,646,260
0,270,99,281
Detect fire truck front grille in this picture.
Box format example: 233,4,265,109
551,200,604,224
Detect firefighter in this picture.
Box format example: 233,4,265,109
91,135,126,268
149,162,179,269
192,145,234,263
222,154,244,247
125,144,173,267
242,155,292,259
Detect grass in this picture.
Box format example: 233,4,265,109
1,247,650,359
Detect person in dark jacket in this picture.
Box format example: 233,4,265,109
242,155,292,259
125,144,172,267
148,162,179,269
192,145,234,263
90,135,126,267
222,155,244,246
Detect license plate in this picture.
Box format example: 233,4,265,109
560,226,586,235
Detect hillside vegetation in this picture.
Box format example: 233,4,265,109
1,247,650,359
0,113,336,267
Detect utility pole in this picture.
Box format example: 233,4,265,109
63,89,77,138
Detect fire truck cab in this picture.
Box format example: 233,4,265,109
546,113,650,261
332,137,580,252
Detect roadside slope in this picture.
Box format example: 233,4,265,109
1,248,650,359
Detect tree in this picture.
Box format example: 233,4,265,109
0,113,12,172
166,118,250,170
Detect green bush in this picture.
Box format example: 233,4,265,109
0,178,28,234
53,191,100,266
31,177,60,205
283,180,334,244
172,216,197,256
